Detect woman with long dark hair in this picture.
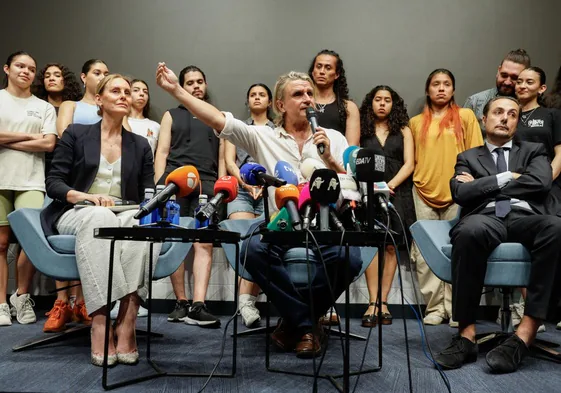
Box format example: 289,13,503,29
128,79,160,155
224,83,273,328
410,69,483,326
33,63,82,113
0,51,57,326
359,85,415,327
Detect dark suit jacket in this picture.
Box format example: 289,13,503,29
450,141,552,218
41,122,155,236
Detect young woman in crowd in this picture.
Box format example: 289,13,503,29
513,67,561,332
224,83,274,328
359,86,415,327
127,79,160,155
308,49,360,145
56,59,110,135
33,63,82,114
32,63,82,179
43,59,110,332
0,51,57,326
42,74,157,366
410,69,483,326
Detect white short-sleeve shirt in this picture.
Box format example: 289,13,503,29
0,89,57,191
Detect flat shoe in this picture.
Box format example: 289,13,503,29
117,350,139,365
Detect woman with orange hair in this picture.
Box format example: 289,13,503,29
409,69,483,326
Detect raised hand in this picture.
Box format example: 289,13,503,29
156,62,180,93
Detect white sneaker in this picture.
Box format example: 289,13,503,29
137,305,149,318
239,295,260,328
110,300,120,320
448,318,459,328
537,324,546,333
495,302,524,327
423,314,444,326
0,303,11,326
556,321,561,330
9,292,36,324
110,300,149,319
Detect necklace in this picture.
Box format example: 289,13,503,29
521,106,539,126
316,103,327,113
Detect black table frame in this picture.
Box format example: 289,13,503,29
94,226,241,390
260,230,397,393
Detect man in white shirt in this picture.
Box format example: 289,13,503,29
156,63,362,358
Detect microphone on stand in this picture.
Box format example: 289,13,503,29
274,161,299,185
309,169,341,231
297,183,315,230
135,166,199,219
275,184,302,231
240,162,286,187
355,148,389,224
306,107,324,155
300,158,326,181
195,176,239,222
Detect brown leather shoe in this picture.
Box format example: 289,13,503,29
270,318,299,352
295,327,325,358
43,300,73,333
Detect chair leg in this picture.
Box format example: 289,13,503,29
12,325,162,352
12,325,91,352
531,339,561,363
324,327,366,341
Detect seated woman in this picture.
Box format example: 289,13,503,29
41,74,158,366
224,83,273,328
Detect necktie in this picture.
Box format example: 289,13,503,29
495,147,511,217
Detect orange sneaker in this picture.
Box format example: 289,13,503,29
72,301,92,325
43,300,73,333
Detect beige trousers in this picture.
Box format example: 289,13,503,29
56,207,161,314
411,188,457,319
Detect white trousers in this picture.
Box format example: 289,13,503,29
56,207,161,314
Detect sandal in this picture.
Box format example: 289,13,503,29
361,301,378,328
380,301,393,325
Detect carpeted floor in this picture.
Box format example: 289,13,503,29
0,312,560,393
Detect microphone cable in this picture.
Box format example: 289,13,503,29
389,206,452,393
196,220,263,393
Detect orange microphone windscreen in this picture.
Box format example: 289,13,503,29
275,184,300,209
165,165,200,198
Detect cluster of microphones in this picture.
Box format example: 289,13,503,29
133,145,391,233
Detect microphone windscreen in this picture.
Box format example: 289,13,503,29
275,184,300,209
297,183,312,210
342,146,360,170
355,148,386,182
297,182,308,193
240,162,266,186
309,169,341,204
165,165,200,197
214,176,239,203
274,161,299,185
300,158,326,181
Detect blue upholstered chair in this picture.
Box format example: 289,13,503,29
7,206,194,352
218,218,378,341
410,213,560,361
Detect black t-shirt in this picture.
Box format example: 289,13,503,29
165,105,220,181
515,106,561,161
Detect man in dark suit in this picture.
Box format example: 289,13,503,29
434,96,561,373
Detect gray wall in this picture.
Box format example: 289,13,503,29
2,0,560,121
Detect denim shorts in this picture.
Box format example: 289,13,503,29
227,188,264,217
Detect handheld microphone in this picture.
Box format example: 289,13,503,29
135,166,199,219
306,107,324,155
275,184,302,231
300,158,326,181
342,146,360,172
297,183,315,230
240,162,286,187
196,176,239,221
274,161,299,185
309,169,341,231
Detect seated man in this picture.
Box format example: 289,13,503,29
156,63,363,358
435,96,561,373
